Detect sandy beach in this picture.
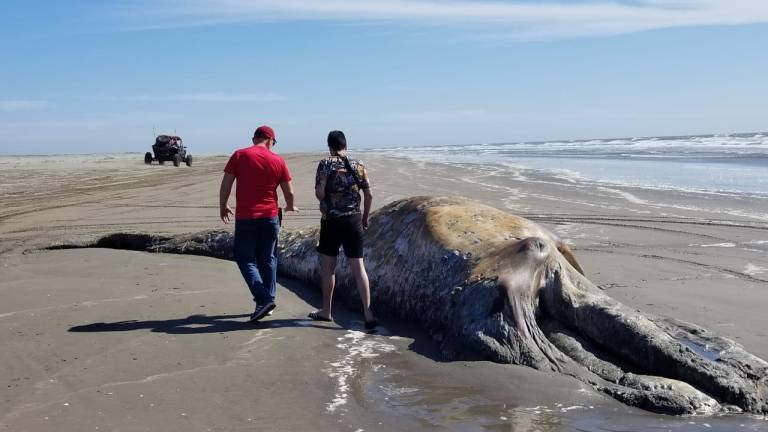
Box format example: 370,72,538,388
2,152,767,431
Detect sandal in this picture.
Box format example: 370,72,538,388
308,311,332,322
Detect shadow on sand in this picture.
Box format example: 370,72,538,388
69,314,346,335
68,276,443,360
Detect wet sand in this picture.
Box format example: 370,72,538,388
1,153,767,431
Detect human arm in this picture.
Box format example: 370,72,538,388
278,160,298,213
360,164,372,229
362,187,373,230
280,180,299,212
219,172,235,223
315,161,328,216
315,178,326,202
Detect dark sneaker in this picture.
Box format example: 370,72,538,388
252,304,276,316
249,302,276,322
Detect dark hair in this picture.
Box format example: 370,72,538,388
327,130,347,152
327,130,362,188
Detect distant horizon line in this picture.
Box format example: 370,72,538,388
1,130,765,157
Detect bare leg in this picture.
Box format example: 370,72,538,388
348,258,374,322
314,253,337,320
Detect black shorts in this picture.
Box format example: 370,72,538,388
317,214,364,258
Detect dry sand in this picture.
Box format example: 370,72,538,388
1,152,767,431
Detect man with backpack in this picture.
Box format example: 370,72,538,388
308,130,377,329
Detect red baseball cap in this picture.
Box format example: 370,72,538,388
253,125,276,142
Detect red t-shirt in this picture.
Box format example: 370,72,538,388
224,145,292,219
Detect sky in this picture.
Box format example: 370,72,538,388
1,0,767,155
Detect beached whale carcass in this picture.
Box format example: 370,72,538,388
278,196,768,415
82,196,768,415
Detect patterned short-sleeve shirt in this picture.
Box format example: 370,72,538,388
316,156,370,218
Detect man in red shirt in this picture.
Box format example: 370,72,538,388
219,126,298,322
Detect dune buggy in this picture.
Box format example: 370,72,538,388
144,135,192,167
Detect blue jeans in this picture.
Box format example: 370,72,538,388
234,217,280,305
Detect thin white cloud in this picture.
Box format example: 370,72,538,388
102,92,286,102
0,100,52,112
130,0,768,38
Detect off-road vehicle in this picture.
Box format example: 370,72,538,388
144,135,192,167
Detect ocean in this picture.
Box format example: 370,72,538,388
370,132,768,198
